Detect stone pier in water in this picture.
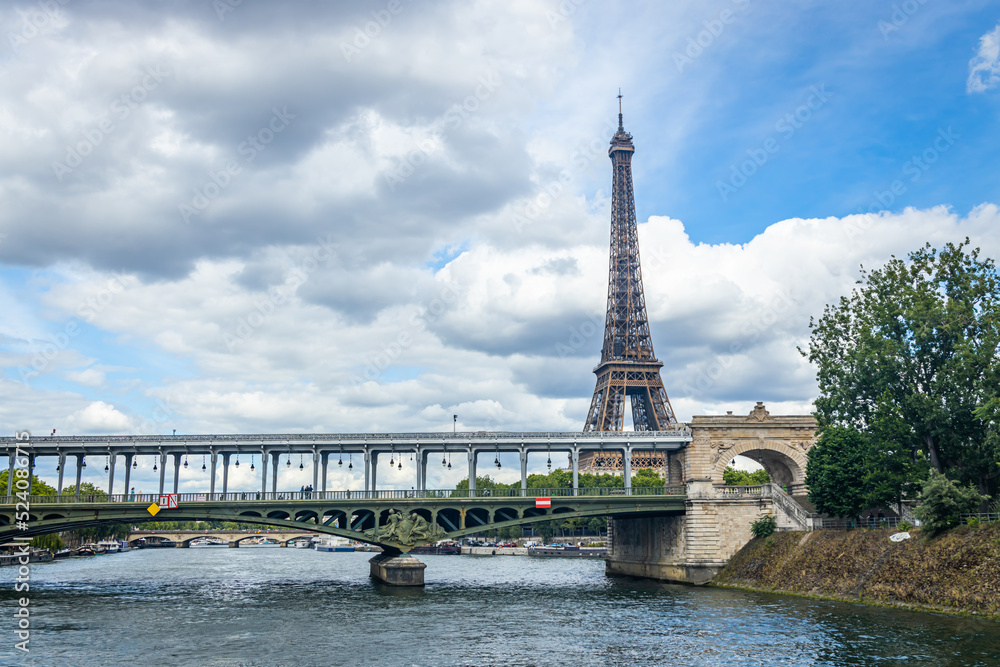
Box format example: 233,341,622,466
369,552,427,586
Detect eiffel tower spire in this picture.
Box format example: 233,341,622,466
583,98,677,433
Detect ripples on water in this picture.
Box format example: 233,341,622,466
0,548,997,666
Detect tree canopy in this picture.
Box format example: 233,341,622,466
723,466,770,486
0,471,56,496
803,240,1000,503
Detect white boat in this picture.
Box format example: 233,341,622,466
96,540,120,553
293,540,311,549
315,536,352,552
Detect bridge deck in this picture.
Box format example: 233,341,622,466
0,487,688,552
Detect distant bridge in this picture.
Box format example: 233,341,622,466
129,528,318,548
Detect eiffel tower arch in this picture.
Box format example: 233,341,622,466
580,97,677,474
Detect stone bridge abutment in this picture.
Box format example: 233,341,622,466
606,404,817,585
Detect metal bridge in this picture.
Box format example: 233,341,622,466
0,487,688,553
0,429,691,499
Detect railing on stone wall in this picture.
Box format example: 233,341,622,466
714,485,767,498
713,484,815,530
768,484,813,530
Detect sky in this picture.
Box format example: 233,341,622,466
1,0,999,492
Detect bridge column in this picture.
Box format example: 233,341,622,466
321,453,328,493
261,449,268,497
519,450,527,497
468,450,476,494
26,455,33,495
571,449,579,496
363,451,370,493
312,451,319,493
222,453,230,495
74,455,83,499
108,453,116,496
158,453,166,495
123,454,132,498
56,454,66,495
415,448,422,492
210,452,218,498
271,452,279,496
172,454,181,494
420,450,428,494
623,446,632,495
6,454,16,502
371,452,378,495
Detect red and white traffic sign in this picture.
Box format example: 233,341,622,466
158,494,179,509
535,497,551,509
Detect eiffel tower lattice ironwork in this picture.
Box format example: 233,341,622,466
583,96,677,434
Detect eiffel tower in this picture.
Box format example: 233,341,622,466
580,95,676,469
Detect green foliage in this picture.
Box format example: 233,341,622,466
31,533,64,550
61,482,108,498
802,240,1000,500
750,514,777,538
913,471,985,536
631,468,665,487
898,520,913,532
0,471,57,496
967,516,981,529
723,466,770,485
807,426,869,518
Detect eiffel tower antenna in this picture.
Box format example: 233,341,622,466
583,99,676,433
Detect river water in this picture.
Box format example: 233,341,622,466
1,547,998,666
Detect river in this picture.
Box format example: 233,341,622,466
1,547,998,666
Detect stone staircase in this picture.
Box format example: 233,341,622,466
768,484,815,531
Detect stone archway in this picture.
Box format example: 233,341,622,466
714,440,808,494
687,402,816,496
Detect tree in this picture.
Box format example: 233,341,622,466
862,392,930,509
61,482,108,499
806,426,868,518
913,471,985,536
802,240,1000,497
723,466,770,485
0,471,56,496
632,468,665,487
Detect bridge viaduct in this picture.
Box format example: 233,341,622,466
128,529,319,548
1,402,816,585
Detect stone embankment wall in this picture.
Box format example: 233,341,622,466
712,523,1000,619
463,547,528,556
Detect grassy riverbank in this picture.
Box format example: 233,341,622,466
711,522,1000,620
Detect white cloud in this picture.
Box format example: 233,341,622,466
14,203,997,444
66,367,106,387
64,401,136,433
968,24,1000,93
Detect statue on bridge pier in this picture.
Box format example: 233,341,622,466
363,509,444,546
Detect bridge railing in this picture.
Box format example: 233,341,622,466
10,486,686,505
714,485,767,498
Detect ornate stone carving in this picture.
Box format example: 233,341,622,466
709,440,737,465
363,509,444,546
745,402,771,423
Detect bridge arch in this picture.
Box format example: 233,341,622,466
714,439,808,494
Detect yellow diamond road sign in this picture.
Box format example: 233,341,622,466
147,503,161,516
